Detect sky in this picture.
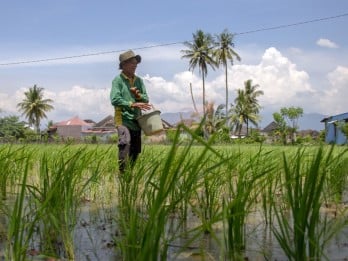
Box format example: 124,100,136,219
1,0,348,129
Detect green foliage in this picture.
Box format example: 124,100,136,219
273,107,304,145
214,29,241,118
166,129,177,143
319,130,326,142
280,106,304,144
338,122,348,140
249,129,266,143
17,84,54,133
229,79,263,137
0,115,27,141
181,30,217,115
295,134,313,145
215,127,232,143
108,133,119,143
83,134,101,144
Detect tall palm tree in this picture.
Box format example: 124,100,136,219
230,89,248,137
181,30,217,115
214,29,241,120
204,102,226,135
17,84,54,134
244,79,263,133
230,79,263,136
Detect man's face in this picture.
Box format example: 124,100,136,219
122,57,138,76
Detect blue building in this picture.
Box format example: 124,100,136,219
321,112,348,145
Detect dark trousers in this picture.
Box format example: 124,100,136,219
117,125,141,172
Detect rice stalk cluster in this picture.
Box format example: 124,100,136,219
0,138,346,260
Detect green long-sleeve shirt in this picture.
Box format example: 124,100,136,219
110,73,149,130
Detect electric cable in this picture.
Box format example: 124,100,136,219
1,13,347,66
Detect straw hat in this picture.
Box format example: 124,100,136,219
119,50,141,69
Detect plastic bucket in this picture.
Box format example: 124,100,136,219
137,110,164,136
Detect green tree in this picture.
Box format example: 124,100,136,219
214,29,241,120
229,80,263,137
338,122,348,142
229,89,247,137
0,115,27,141
205,102,226,135
272,112,288,145
17,85,54,134
280,106,303,144
272,106,304,145
181,30,217,115
243,79,263,135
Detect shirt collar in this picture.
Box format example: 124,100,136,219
121,72,137,81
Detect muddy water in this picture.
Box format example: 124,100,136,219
72,201,348,261
0,197,347,260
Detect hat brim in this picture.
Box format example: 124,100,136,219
119,55,141,69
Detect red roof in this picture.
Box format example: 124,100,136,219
57,116,92,126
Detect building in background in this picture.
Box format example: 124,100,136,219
321,112,348,145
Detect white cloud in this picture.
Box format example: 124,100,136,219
46,86,113,121
226,48,316,110
0,93,17,115
320,66,348,115
146,47,318,114
316,38,339,49
2,47,347,127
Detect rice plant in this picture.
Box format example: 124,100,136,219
0,143,346,260
26,145,104,259
5,155,36,261
221,146,276,260
271,146,348,260
115,124,232,260
0,145,32,200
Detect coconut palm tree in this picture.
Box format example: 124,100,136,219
243,79,263,135
204,102,226,136
214,29,241,121
229,89,248,137
181,30,217,115
17,84,54,134
230,80,263,136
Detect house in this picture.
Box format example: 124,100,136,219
230,126,248,139
260,121,278,143
48,114,174,143
81,115,117,142
261,121,278,134
54,116,93,140
321,112,348,145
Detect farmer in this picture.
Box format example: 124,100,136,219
110,50,152,173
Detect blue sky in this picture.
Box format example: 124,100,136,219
1,0,348,128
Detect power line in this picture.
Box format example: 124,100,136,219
235,12,348,35
1,13,347,66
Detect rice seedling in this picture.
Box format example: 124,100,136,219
26,145,105,259
221,146,276,260
271,146,348,260
4,155,36,261
323,148,348,206
0,145,33,200
0,142,346,260
115,125,234,260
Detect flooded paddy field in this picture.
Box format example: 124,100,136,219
0,143,347,260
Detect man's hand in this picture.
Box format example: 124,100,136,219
130,87,141,99
131,102,152,111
